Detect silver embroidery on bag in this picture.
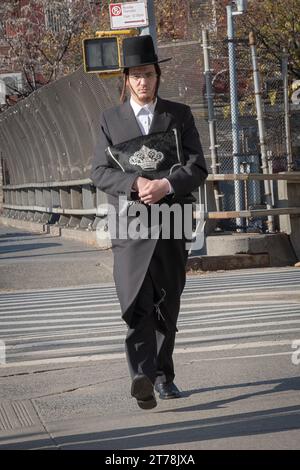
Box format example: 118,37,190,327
129,145,164,171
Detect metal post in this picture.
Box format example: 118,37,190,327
202,29,223,212
249,32,274,232
227,4,244,230
140,0,157,52
0,152,3,211
282,51,293,172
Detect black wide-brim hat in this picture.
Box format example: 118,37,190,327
122,35,172,69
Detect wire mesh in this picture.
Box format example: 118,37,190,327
207,36,287,232
0,41,211,186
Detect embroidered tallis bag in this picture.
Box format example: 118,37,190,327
105,128,196,205
105,128,184,180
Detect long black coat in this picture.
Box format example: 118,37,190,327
91,96,208,329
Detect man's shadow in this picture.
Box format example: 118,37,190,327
159,376,300,413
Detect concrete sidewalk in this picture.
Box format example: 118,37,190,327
1,218,299,293
0,224,114,291
0,350,299,450
0,223,265,292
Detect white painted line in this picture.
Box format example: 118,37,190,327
186,272,300,284
0,312,122,320
0,326,126,342
1,302,297,320
181,282,300,295
6,343,124,358
5,328,300,359
175,327,300,343
0,293,118,307
7,319,300,350
0,283,114,296
193,351,293,361
0,321,124,333
179,310,300,325
2,306,299,324
178,319,300,334
175,339,295,352
2,310,300,329
3,290,298,315
0,299,120,312
1,353,126,368
2,338,297,368
179,306,300,321
0,317,123,326
8,334,126,350
2,282,297,308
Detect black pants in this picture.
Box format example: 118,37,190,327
125,269,176,385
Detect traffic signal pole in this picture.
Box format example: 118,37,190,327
140,0,158,53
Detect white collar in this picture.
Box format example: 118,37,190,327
130,97,157,116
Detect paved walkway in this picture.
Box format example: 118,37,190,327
0,225,114,291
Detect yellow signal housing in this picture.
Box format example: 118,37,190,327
82,29,137,78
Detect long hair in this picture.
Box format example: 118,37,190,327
120,63,161,103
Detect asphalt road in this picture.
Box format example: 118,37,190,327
0,224,300,450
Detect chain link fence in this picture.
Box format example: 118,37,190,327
207,36,288,231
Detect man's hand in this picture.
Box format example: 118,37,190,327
139,179,170,204
132,176,151,193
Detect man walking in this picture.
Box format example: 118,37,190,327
92,35,207,410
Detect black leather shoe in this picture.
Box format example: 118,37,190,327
155,382,181,399
131,374,157,410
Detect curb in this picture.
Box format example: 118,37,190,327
186,253,270,272
1,216,297,272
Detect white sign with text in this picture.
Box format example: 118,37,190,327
109,2,148,29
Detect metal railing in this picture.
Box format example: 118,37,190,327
2,172,300,232
1,178,107,230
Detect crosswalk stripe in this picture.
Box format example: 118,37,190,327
1,278,299,303
1,305,299,322
0,290,299,315
0,269,299,366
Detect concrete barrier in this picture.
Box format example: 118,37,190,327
205,232,297,267
278,176,300,261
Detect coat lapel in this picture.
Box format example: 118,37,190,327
149,96,172,134
119,100,142,140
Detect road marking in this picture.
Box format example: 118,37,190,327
1,292,299,315
192,351,293,361
1,269,300,367
1,339,296,368
4,327,300,360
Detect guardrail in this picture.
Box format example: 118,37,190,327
1,178,106,229
1,172,300,230
206,172,300,221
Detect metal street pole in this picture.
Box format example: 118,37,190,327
202,29,223,212
282,50,293,172
249,31,274,233
140,0,158,52
227,3,244,230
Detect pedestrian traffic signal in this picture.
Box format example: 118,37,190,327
82,30,137,76
83,37,120,73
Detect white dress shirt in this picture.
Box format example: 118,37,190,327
130,97,173,195
130,97,156,135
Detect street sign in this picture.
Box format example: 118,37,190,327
109,2,148,30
